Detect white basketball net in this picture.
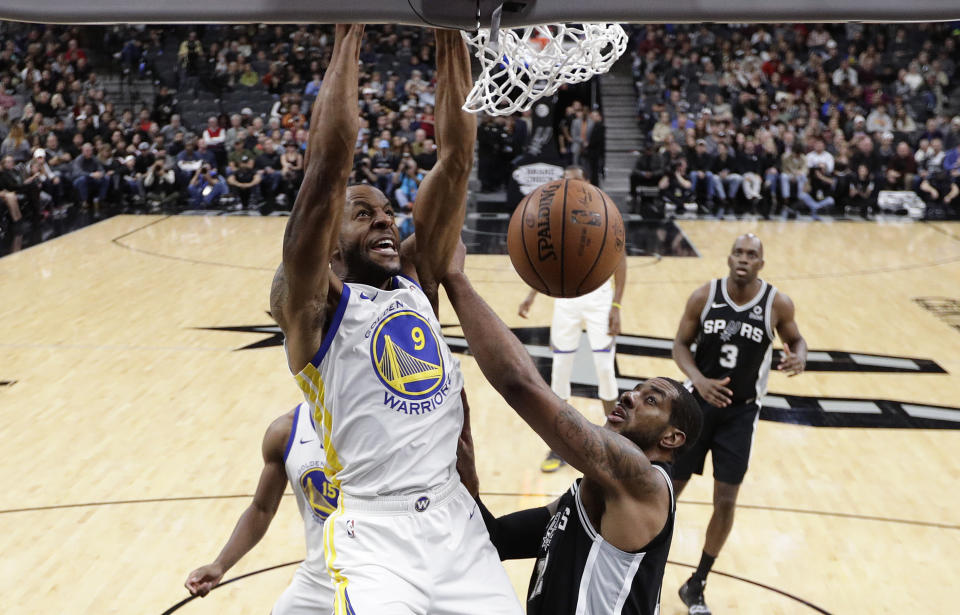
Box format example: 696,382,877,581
461,23,628,116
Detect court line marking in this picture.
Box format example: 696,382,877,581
0,341,234,353
107,214,960,282
111,215,275,272
157,558,833,614
2,492,957,531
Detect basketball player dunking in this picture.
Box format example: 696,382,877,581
518,166,627,473
672,233,807,615
184,404,338,613
443,242,703,615
270,25,521,614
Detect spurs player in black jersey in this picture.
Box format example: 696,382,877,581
442,243,703,615
671,233,807,615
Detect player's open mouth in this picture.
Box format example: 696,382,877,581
370,237,398,256
608,405,627,423
735,266,748,274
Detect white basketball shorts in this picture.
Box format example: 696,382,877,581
272,565,334,615
323,475,523,615
550,282,614,352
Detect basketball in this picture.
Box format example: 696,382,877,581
507,178,625,298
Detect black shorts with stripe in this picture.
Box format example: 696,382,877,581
672,393,760,485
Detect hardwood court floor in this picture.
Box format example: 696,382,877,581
1,215,958,614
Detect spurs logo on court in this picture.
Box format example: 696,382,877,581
415,496,430,512
299,466,339,522
202,322,959,428
913,297,960,334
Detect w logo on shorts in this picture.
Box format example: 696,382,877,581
415,496,430,512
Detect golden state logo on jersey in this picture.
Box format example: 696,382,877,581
300,467,339,522
371,309,452,414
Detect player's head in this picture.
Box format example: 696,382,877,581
606,377,702,461
727,233,764,284
564,165,586,181
333,184,401,285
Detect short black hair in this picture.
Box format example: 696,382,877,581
662,377,702,459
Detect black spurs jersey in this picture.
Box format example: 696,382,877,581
694,277,777,404
526,464,675,615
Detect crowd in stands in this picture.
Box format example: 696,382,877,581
1,21,958,255
626,23,960,219
0,22,450,252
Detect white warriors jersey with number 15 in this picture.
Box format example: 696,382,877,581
293,275,464,497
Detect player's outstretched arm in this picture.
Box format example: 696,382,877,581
184,412,292,597
279,24,363,373
406,29,475,304
673,284,732,407
518,289,537,318
442,258,662,497
774,292,807,376
608,253,627,336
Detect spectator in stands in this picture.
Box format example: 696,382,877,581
687,138,716,210
737,139,765,212
569,105,592,167
659,158,692,210
583,109,605,186
806,137,835,198
369,137,397,195
887,141,918,190
116,154,145,206
202,117,226,168
780,146,807,207
866,104,894,134
1,122,30,163
226,154,261,210
0,154,23,227
629,142,666,204
176,138,204,185
711,143,741,218
279,140,303,205
72,142,109,214
195,139,217,169
393,156,423,211
187,164,227,208
849,163,877,217
254,138,282,208
414,137,436,171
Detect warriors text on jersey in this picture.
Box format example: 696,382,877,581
293,275,464,497
695,278,776,404
526,465,675,615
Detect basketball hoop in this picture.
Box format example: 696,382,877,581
461,14,627,116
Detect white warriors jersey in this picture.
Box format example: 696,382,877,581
294,275,464,497
283,403,338,587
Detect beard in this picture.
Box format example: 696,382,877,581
340,243,402,286
618,424,663,452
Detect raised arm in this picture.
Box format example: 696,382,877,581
442,264,660,497
404,29,475,304
672,284,732,407
184,412,292,597
773,292,807,376
279,24,363,373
